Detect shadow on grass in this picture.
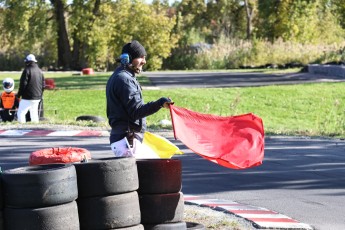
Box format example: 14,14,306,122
48,74,151,90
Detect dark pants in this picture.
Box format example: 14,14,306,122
0,109,15,122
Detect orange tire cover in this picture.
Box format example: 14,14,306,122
29,147,91,165
44,78,56,89
82,68,94,75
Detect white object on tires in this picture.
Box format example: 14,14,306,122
159,119,172,126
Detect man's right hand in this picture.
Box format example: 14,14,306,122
162,97,174,109
163,101,174,109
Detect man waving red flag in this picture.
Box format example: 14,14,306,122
169,105,264,169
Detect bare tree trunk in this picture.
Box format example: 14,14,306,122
71,0,101,70
71,35,82,70
244,0,254,40
50,0,72,70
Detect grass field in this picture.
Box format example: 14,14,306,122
1,70,344,138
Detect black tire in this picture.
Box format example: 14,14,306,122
139,192,184,224
0,211,3,230
74,157,139,198
186,222,205,230
114,224,144,230
1,164,78,208
76,115,105,123
77,191,141,229
4,201,79,230
144,222,187,230
136,159,182,194
0,177,3,209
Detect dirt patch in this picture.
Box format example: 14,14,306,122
184,204,255,230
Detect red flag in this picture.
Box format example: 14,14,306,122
169,105,264,169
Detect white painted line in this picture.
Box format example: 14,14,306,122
184,199,240,206
183,194,314,230
254,221,313,229
0,130,31,136
0,129,110,137
238,213,292,219
219,205,264,210
46,130,82,136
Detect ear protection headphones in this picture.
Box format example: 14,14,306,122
120,53,131,65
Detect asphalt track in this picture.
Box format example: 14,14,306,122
1,71,345,230
144,71,345,88
1,132,344,230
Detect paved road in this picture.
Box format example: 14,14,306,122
144,71,345,88
1,134,344,230
143,70,345,229
1,71,345,229
178,136,345,230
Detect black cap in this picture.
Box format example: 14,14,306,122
122,40,147,62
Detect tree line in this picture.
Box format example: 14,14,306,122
0,0,344,71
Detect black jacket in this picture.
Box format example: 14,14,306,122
18,62,44,100
106,65,167,143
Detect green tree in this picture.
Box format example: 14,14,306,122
68,0,111,70
205,0,249,41
109,0,178,70
0,0,51,52
328,0,345,29
0,0,178,70
257,0,344,44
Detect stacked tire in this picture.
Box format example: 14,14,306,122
74,157,143,229
136,159,186,230
1,164,79,230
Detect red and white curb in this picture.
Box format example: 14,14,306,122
0,129,109,137
184,195,313,230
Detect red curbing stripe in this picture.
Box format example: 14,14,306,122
184,197,201,201
230,210,278,215
183,195,312,229
204,203,244,208
24,130,54,136
247,217,299,223
0,130,6,134
75,130,102,136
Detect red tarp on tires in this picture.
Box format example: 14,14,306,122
30,147,91,165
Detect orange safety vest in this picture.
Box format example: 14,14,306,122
1,92,16,109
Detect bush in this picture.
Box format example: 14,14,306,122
163,37,345,70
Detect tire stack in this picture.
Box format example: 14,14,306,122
1,164,79,230
136,159,186,230
74,157,143,230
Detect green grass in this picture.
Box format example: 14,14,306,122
1,70,344,138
